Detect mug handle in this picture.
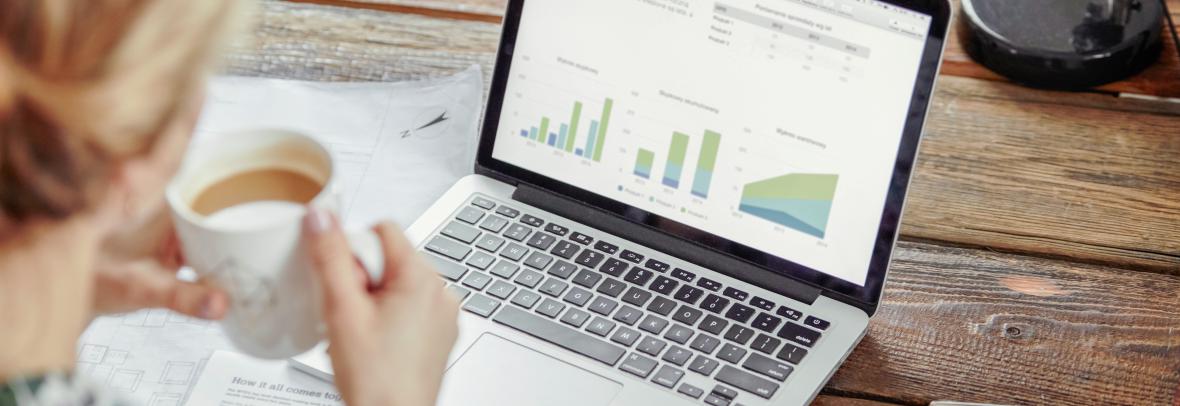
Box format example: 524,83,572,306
346,230,386,285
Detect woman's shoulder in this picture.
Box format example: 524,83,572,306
1,373,132,406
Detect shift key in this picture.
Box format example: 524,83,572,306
425,236,472,261
716,365,779,399
493,306,626,366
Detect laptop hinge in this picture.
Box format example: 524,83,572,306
513,184,822,306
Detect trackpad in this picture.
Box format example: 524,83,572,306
437,334,622,406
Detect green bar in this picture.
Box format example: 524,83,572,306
691,130,722,197
539,117,551,144
566,102,582,152
634,149,655,179
662,132,690,188
593,98,613,162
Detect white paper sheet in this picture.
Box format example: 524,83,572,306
185,351,342,406
75,67,484,405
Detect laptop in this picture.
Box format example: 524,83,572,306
295,0,951,404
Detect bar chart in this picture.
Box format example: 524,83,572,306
518,98,613,162
738,173,839,238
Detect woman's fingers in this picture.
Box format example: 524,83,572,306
372,222,429,291
91,261,228,319
303,207,368,320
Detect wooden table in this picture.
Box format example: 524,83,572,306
227,1,1180,404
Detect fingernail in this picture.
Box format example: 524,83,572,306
199,295,215,319
305,206,332,233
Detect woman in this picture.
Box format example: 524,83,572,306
0,0,459,405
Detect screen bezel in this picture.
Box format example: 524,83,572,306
476,0,951,311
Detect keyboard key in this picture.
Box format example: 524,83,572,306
638,315,670,335
524,251,554,270
671,268,696,282
455,206,485,225
750,334,781,355
644,259,670,272
574,250,605,268
513,269,543,288
623,268,654,286
750,296,775,311
690,334,722,354
494,205,520,218
689,355,720,376
696,277,722,291
486,280,517,299
445,284,471,300
441,221,481,244
647,296,678,316
723,325,755,345
622,287,653,307
717,343,746,364
462,294,500,317
503,224,532,241
610,327,641,347
661,346,692,366
479,215,509,233
560,307,591,328
651,365,684,389
499,243,529,261
549,240,580,259
751,313,782,333
526,232,557,250
678,383,704,399
776,342,808,365
573,269,603,289
546,260,577,279
649,276,679,295
569,232,594,245
700,294,730,314
636,336,667,357
425,253,467,281
722,287,748,302
471,196,496,209
536,298,566,318
539,279,569,297
475,234,506,252
703,393,730,406
743,352,793,382
611,306,643,325
510,289,541,309
712,385,739,400
586,317,616,337
544,223,568,236
489,261,520,279
619,353,657,378
599,258,629,277
776,306,803,321
619,249,644,263
425,236,471,262
462,271,493,290
673,285,705,304
465,251,496,270
519,214,544,227
596,278,627,298
562,287,593,306
777,322,821,347
716,365,779,399
672,305,703,326
494,306,624,366
804,316,831,331
663,324,695,344
699,314,729,335
724,304,755,323
588,296,618,316
593,240,619,254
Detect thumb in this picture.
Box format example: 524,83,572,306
303,207,367,318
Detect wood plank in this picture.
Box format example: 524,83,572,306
828,241,1180,405
812,394,906,406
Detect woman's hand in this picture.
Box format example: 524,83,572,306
303,208,460,406
92,210,229,319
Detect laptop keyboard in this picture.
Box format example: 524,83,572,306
422,195,831,405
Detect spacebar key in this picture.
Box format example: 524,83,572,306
494,306,626,366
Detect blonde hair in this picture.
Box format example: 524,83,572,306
0,0,250,238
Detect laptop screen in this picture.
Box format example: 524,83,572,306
491,0,932,286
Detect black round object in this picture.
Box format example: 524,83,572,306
962,0,1163,90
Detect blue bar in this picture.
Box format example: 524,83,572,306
547,133,557,146
585,121,599,159
520,129,529,138
529,127,538,140
558,124,569,150
576,148,584,156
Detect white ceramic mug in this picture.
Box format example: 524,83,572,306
166,129,383,359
